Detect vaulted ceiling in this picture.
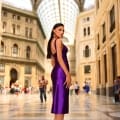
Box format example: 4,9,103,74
32,0,85,45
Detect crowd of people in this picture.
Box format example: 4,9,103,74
0,83,37,95
1,75,120,104
69,81,80,95
69,81,91,95
0,80,90,96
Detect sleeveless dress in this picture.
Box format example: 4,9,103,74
51,44,69,114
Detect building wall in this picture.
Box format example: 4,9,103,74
68,45,76,82
0,3,45,91
118,0,120,75
95,0,120,96
0,1,1,44
75,9,96,92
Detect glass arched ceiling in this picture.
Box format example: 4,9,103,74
37,0,79,45
2,0,32,11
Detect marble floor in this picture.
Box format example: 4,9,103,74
0,93,120,120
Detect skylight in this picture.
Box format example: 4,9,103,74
2,0,32,11
37,0,79,45
84,0,95,9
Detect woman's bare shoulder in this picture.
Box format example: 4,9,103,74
56,38,63,46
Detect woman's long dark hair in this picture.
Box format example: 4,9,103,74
47,23,64,59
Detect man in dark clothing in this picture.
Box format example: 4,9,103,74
38,75,48,103
113,76,120,102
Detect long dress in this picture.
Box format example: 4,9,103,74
51,44,69,114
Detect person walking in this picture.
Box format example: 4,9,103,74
113,76,120,103
74,81,80,95
38,75,47,103
47,23,71,120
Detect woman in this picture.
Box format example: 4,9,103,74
47,23,71,120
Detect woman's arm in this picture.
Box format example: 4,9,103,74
56,38,68,75
56,38,71,88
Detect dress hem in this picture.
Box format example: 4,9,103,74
51,112,69,114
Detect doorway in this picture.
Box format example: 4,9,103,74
111,45,117,81
10,68,18,87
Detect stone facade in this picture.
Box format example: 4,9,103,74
75,9,96,92
0,1,1,44
0,3,46,90
95,0,120,96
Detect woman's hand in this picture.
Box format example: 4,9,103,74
64,73,71,88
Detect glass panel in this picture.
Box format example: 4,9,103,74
25,66,32,74
84,65,91,73
13,44,18,54
37,0,79,44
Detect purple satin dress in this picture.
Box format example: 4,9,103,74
51,44,69,114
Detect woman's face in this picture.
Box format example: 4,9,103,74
54,26,64,38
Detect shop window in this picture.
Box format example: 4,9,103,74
84,65,91,74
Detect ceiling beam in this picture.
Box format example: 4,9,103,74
31,0,42,11
74,0,85,11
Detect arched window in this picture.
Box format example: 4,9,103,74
84,45,90,57
26,46,31,59
0,41,4,54
12,44,18,56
